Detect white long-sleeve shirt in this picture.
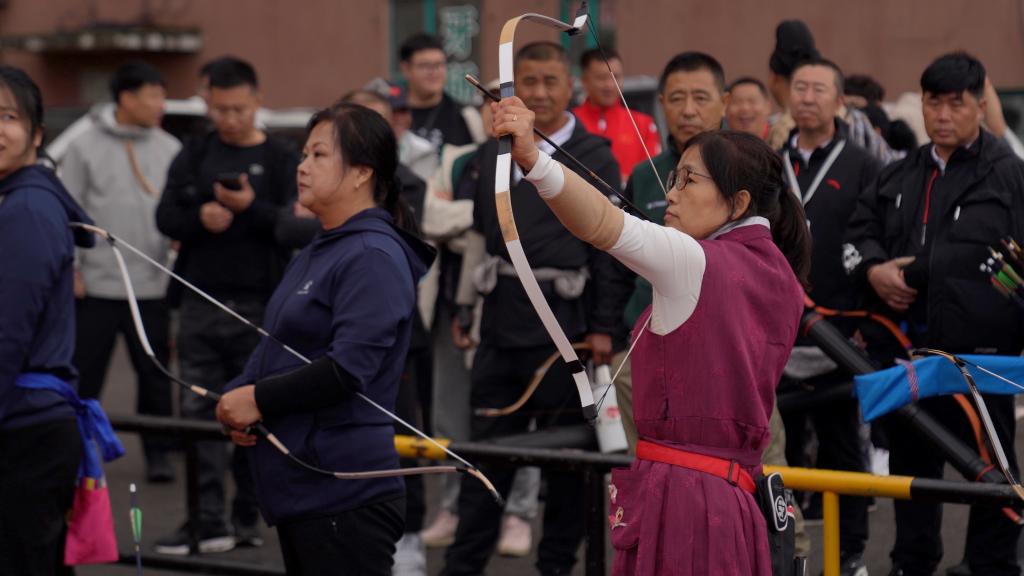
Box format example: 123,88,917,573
610,213,769,334
524,148,769,335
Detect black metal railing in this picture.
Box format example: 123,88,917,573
109,412,1022,576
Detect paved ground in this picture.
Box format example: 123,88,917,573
79,341,1022,576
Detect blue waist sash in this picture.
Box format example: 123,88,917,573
15,373,125,479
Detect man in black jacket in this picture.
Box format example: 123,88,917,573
845,52,1024,576
778,58,880,576
441,42,621,576
154,57,298,555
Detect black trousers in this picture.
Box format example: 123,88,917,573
442,342,586,576
277,497,405,576
0,419,82,576
886,393,1021,576
781,371,869,555
73,297,173,462
177,294,263,528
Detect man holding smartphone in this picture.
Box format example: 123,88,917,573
155,57,298,555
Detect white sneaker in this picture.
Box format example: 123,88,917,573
496,514,532,557
420,509,458,548
392,532,426,576
870,447,890,476
153,522,236,556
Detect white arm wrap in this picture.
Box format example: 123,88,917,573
524,151,565,199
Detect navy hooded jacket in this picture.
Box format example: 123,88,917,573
225,207,433,525
0,165,94,430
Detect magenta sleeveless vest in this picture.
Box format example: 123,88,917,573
630,223,804,464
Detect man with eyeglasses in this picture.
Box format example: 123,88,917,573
155,56,298,556
399,34,484,156
778,57,880,576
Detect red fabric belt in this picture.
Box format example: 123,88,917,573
636,440,757,493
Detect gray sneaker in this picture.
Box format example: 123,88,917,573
392,532,426,576
233,521,264,548
839,552,868,576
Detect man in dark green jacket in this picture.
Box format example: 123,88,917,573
615,51,727,450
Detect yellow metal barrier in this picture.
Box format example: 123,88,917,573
763,465,913,499
760,465,916,576
393,436,1015,576
822,492,840,576
394,434,451,461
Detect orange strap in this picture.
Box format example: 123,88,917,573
948,388,1021,523
637,440,756,493
952,393,993,464
803,295,913,351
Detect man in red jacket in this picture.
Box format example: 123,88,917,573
573,48,661,186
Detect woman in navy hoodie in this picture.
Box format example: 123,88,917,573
216,102,433,574
0,67,95,574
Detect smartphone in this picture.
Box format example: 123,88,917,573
215,172,244,191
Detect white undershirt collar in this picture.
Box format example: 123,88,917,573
539,112,575,151
789,132,833,165
708,216,770,240
929,137,977,175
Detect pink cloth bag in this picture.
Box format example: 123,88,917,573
64,476,119,565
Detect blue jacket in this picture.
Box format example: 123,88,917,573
226,207,433,525
0,165,94,430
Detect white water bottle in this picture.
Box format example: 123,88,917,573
591,364,629,453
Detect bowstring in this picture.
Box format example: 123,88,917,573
584,16,668,198
73,223,503,501
581,9,662,416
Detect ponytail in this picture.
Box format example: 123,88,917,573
380,174,421,237
768,183,812,288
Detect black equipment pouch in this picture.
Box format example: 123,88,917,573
756,471,802,576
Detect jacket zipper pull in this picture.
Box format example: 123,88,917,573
920,224,927,246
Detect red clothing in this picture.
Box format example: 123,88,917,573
573,100,661,185
609,224,804,576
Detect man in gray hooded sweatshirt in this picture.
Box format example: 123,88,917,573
60,60,181,482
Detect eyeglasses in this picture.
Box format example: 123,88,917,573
412,61,446,73
666,166,712,191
